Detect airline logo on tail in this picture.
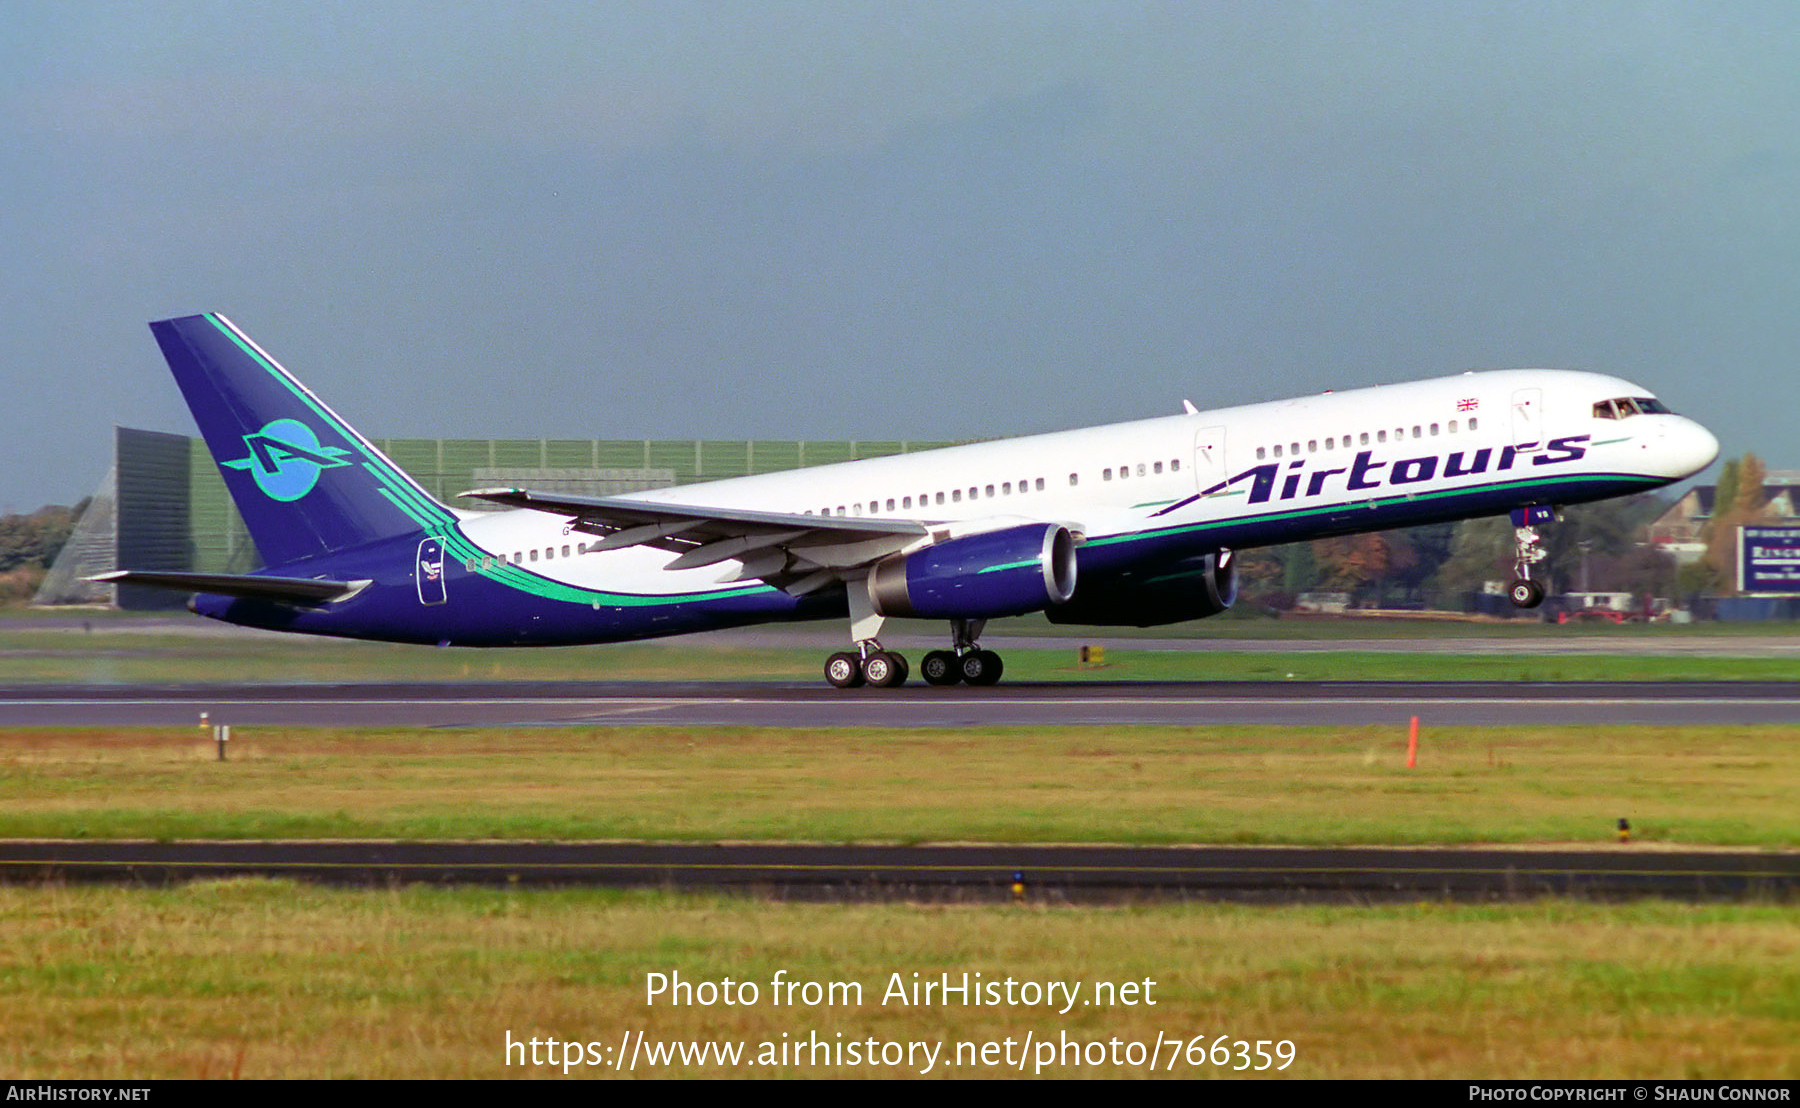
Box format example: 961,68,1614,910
221,418,353,501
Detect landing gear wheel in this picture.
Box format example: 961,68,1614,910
862,651,908,688
960,649,1004,687
921,650,961,686
1508,579,1545,609
825,651,866,688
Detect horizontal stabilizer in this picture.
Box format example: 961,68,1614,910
89,570,367,606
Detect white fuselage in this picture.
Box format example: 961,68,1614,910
451,368,1718,599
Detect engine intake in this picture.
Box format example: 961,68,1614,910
868,524,1078,620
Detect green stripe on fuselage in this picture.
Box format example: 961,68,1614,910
1088,471,1665,550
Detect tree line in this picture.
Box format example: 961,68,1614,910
0,503,82,605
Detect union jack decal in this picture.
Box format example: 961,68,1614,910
1456,398,1479,411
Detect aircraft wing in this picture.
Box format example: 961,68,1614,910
459,488,934,594
89,570,368,606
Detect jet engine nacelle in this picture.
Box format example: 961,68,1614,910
1045,549,1237,627
868,523,1078,620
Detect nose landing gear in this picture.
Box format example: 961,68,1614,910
1507,507,1556,609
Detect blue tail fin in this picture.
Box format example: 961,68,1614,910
150,313,453,566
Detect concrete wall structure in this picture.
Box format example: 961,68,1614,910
42,429,960,608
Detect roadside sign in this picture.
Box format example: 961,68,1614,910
1739,526,1800,594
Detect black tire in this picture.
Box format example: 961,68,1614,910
825,651,866,688
921,650,960,686
863,651,907,688
1508,579,1545,609
961,649,1004,687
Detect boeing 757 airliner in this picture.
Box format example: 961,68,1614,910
100,314,1719,687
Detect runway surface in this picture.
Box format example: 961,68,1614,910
2,840,1792,902
4,679,1800,727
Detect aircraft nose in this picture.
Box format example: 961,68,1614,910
1655,417,1720,479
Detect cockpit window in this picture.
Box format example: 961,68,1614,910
1594,395,1674,420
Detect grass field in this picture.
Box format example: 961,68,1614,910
2,724,1796,846
4,628,1800,684
2,884,1793,1079
3,620,1795,1080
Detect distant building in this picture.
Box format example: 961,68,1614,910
36,428,960,609
1647,469,1800,565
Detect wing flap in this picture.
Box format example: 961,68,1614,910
458,487,933,589
460,487,929,539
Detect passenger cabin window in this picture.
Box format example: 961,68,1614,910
1169,460,1179,472
1068,473,1079,486
1154,461,1163,474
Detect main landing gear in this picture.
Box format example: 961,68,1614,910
822,618,1005,689
824,645,910,689
921,619,1002,687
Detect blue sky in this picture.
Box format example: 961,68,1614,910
4,1,1796,510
